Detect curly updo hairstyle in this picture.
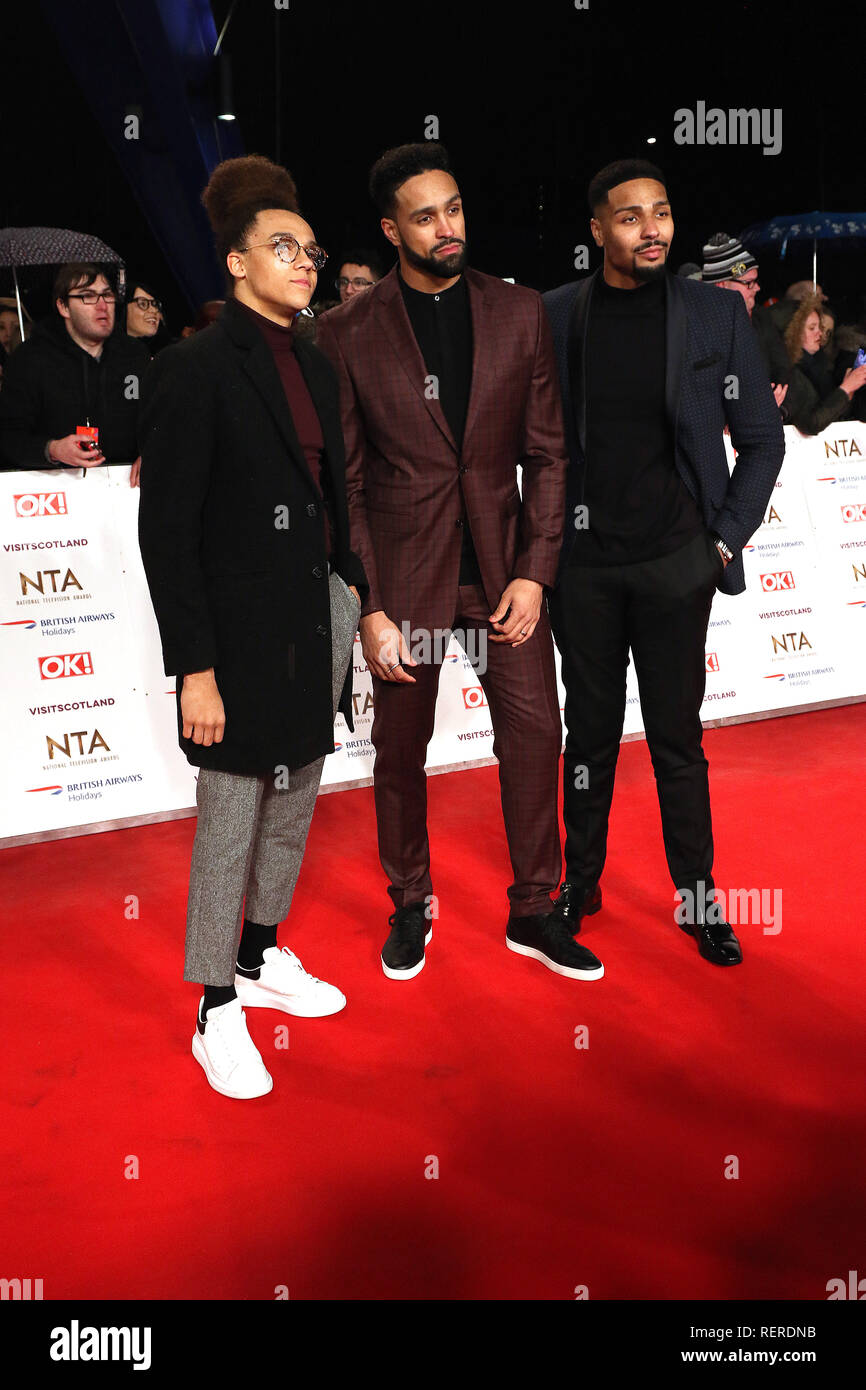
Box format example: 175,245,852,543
201,155,301,280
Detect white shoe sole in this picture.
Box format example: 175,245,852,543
381,926,433,980
233,977,347,1017
191,1030,274,1099
505,937,605,980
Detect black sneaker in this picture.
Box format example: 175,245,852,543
549,879,602,936
506,912,604,980
381,902,432,980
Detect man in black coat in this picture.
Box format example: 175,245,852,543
139,155,366,1099
0,263,148,471
543,159,785,967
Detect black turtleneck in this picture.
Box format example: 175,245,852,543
571,273,703,566
236,299,332,556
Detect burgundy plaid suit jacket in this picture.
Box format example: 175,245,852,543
315,266,568,633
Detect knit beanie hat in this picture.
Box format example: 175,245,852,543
701,233,757,283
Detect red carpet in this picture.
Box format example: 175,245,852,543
2,704,864,1300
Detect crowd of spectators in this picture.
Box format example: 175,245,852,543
0,235,864,487
689,234,866,432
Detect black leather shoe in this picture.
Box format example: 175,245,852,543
549,880,602,936
381,902,431,980
506,912,604,980
678,916,743,966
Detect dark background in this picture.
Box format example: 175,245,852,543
1,0,861,329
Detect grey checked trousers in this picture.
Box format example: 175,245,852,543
183,571,360,985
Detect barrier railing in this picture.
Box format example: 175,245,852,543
2,422,863,845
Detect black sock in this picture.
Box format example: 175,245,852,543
201,984,236,1019
237,918,278,973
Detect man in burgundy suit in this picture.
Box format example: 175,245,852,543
316,142,604,983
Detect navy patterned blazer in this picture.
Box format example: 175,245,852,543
542,268,786,595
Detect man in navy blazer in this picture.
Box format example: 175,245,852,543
542,158,785,966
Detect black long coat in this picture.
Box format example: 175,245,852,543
137,298,367,775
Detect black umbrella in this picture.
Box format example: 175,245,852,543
0,226,124,341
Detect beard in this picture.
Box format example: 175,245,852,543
403,237,468,279
632,244,669,283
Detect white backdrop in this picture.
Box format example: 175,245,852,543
2,421,864,845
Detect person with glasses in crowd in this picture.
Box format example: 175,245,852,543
0,262,148,472
308,249,386,320
335,248,385,304
702,233,792,417
138,155,367,1100
123,276,174,484
125,276,173,349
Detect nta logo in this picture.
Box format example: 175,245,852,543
13,492,67,517
824,438,862,458
46,729,109,759
771,632,812,655
19,568,82,596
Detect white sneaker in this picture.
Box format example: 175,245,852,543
191,997,273,1099
234,945,347,1018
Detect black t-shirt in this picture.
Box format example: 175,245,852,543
399,272,482,584
570,274,703,566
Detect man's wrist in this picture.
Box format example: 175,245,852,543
711,533,735,563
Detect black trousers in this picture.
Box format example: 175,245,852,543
548,530,723,904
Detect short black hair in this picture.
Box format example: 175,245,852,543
126,275,160,304
368,142,455,217
588,158,667,214
339,247,386,279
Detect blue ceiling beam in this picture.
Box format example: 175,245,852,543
38,0,244,309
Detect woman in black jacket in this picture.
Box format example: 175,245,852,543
138,156,367,1100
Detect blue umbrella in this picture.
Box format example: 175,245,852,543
739,212,866,288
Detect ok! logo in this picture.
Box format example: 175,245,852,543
38,652,93,680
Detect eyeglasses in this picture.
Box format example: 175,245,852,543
130,296,161,311
237,235,327,271
335,276,374,291
67,290,116,305
734,277,759,291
